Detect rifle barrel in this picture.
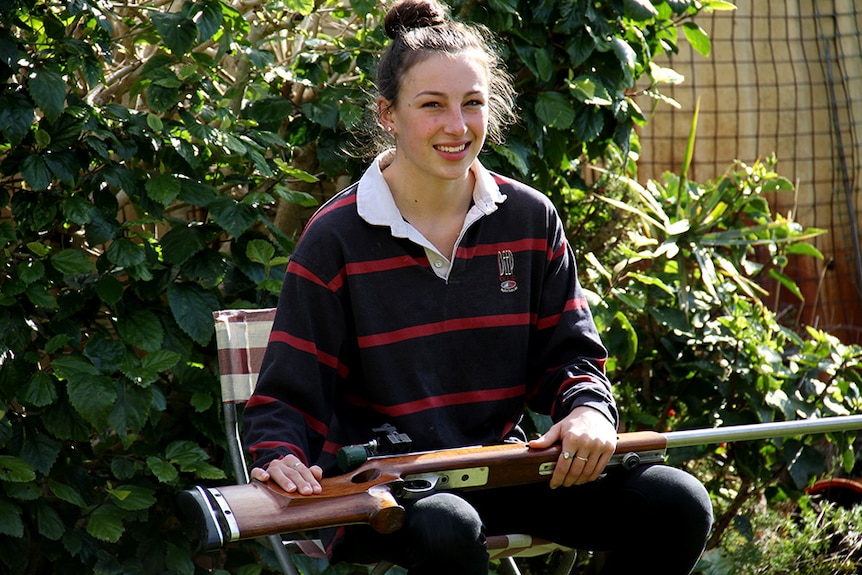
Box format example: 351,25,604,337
664,414,862,449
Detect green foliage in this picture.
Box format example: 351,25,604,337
579,111,862,545
698,497,862,575
0,0,380,573
457,0,737,212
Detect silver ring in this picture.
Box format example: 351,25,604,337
293,461,302,469
562,451,571,460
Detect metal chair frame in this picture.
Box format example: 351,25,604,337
213,308,577,575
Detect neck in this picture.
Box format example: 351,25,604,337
382,160,476,257
383,161,475,222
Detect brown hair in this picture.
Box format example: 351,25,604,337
375,0,517,146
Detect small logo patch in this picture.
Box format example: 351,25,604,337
497,250,518,293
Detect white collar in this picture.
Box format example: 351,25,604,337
356,149,507,237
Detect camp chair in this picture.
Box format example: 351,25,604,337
214,307,578,575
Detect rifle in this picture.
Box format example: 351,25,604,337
178,414,862,551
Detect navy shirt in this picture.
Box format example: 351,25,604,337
243,154,617,475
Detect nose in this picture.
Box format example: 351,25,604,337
443,108,468,135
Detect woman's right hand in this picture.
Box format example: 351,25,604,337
250,456,323,496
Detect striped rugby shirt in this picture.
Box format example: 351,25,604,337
244,153,618,474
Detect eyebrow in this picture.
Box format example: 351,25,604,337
414,89,485,99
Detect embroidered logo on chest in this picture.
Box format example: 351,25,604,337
497,250,518,293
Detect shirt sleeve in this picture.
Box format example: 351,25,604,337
526,208,619,430
241,243,347,470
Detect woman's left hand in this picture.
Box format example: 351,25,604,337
528,406,617,488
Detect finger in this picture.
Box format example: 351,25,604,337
562,453,592,487
294,462,323,494
550,449,574,489
282,458,322,495
250,467,270,482
573,448,613,485
266,460,301,492
529,424,561,449
267,457,316,493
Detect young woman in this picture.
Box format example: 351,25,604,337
243,1,713,573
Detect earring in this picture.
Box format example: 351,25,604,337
387,126,394,133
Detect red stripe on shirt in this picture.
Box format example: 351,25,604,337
549,241,567,261
246,394,330,438
288,260,330,289
535,297,590,330
350,385,526,417
358,313,531,348
346,254,429,275
305,193,357,229
269,330,342,371
456,238,547,259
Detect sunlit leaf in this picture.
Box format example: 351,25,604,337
29,67,66,122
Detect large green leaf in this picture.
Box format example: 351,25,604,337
167,282,218,345
146,456,179,484
108,484,157,511
191,0,224,41
20,429,60,475
36,500,66,541
96,274,124,305
165,542,196,575
117,309,164,352
246,238,275,265
51,249,96,274
51,354,99,379
0,91,34,147
42,402,90,442
48,480,87,508
244,96,293,124
109,380,155,434
119,349,179,387
29,67,66,122
145,173,182,206
86,503,125,542
20,371,58,407
572,104,604,143
44,149,79,185
150,12,197,55
208,197,258,238
300,95,340,130
0,498,24,537
610,37,636,84
67,374,117,428
165,440,226,479
20,154,52,190
623,0,659,20
60,195,92,225
106,237,147,268
0,455,36,482
682,21,711,56
535,92,575,129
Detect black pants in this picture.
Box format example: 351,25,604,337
330,464,713,575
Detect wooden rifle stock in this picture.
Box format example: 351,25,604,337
178,414,862,551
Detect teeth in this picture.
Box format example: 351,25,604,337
438,144,467,153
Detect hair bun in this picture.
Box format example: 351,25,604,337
384,0,447,40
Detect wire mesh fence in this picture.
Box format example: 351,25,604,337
636,0,862,344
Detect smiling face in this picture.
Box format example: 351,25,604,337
380,50,490,185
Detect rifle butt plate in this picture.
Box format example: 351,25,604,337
176,485,238,551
